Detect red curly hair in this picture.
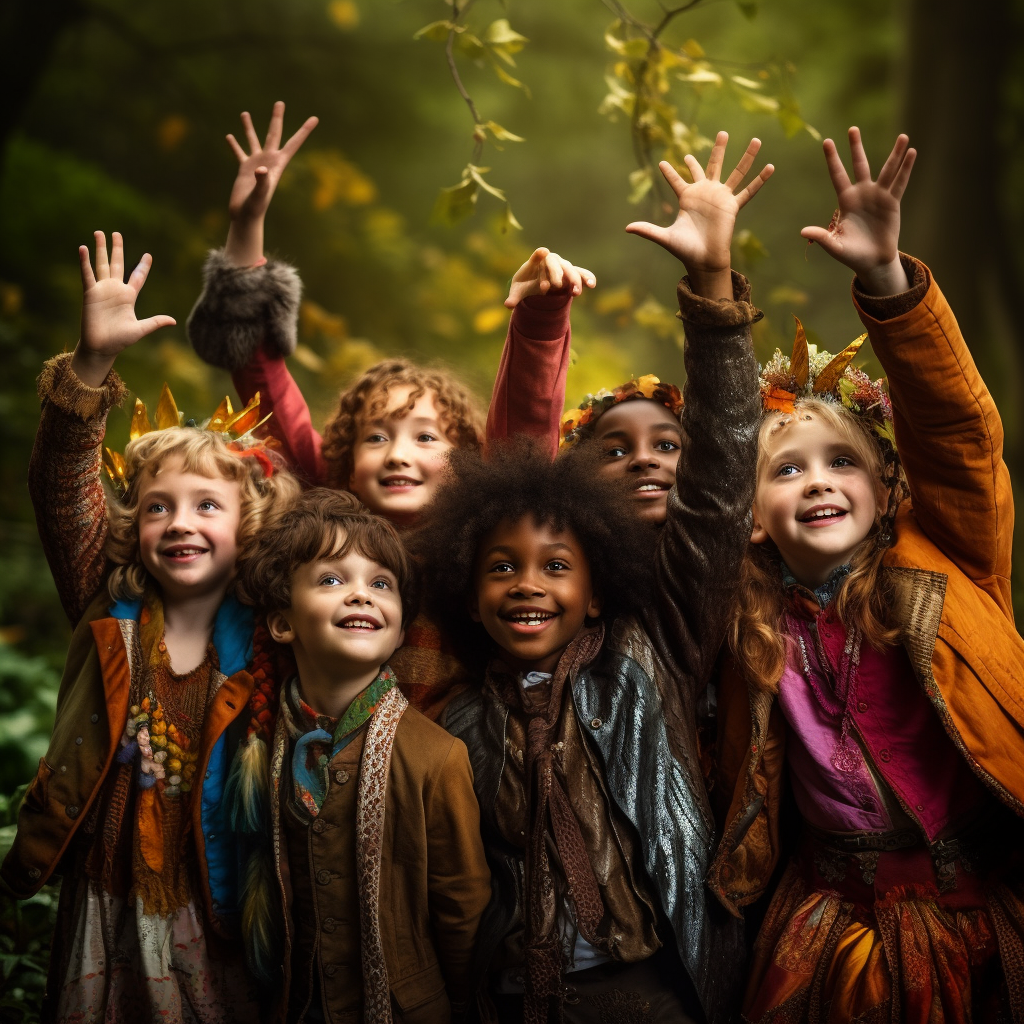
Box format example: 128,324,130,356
320,359,484,490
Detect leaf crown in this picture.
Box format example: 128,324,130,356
102,385,274,494
559,373,683,449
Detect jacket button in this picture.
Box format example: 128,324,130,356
59,765,67,773
590,718,602,730
316,869,332,885
334,770,350,784
312,819,327,834
916,803,925,812
91,714,99,724
322,917,337,933
75,737,83,745
66,805,80,818
857,701,868,713
323,965,338,979
27,867,41,880
878,749,891,762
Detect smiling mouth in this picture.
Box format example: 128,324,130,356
338,617,382,630
634,478,670,496
800,508,848,524
380,477,422,489
501,609,558,633
161,546,207,560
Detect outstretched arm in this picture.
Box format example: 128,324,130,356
806,129,1011,591
487,248,596,456
188,102,324,483
33,232,173,621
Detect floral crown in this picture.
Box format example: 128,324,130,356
559,373,684,449
759,317,896,454
102,384,274,495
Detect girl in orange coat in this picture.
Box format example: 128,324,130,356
709,129,1024,1022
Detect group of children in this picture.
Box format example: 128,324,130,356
3,99,1023,1024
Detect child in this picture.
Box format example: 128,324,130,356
709,129,1024,1021
412,135,770,1024
186,102,595,717
556,131,774,527
1,231,299,1021
233,488,491,1023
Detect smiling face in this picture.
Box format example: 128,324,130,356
471,516,601,675
590,399,682,525
752,407,884,588
267,534,405,684
136,456,242,603
348,385,454,526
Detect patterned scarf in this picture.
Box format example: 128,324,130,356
489,626,606,1024
282,667,396,819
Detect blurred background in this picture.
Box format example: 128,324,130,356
0,0,1021,1013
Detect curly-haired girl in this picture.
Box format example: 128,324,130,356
1,231,298,1023
710,130,1024,1022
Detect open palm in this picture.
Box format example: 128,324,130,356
801,127,916,280
626,132,773,272
80,231,174,360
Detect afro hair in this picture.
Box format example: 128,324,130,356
410,438,656,670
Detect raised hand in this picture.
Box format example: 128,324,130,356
505,247,597,309
800,127,916,296
626,132,773,299
224,100,318,266
72,231,175,388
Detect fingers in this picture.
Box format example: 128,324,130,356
240,111,260,154
800,225,841,258
705,130,729,182
93,230,110,281
875,134,910,189
625,221,669,248
109,231,124,282
656,160,689,201
848,126,871,183
821,138,853,196
127,252,153,295
724,137,761,191
577,265,597,289
281,115,319,158
137,315,177,339
683,153,706,184
891,147,917,200
735,163,775,208
79,245,97,290
226,133,247,163
264,100,285,151
542,252,565,292
245,167,272,206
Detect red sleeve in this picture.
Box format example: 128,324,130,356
485,293,572,459
233,347,327,486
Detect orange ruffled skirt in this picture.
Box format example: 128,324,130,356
744,833,1024,1024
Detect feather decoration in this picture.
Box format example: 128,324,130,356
224,734,270,835
240,838,283,986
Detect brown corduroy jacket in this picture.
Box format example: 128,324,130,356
708,257,1024,916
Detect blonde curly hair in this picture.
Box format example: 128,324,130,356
105,427,299,602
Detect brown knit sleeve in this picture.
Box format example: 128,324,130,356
30,354,127,623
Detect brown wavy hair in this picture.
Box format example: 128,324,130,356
320,359,484,490
730,399,904,693
105,428,300,602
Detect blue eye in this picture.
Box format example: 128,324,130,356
776,465,799,477
320,574,342,586
371,579,391,590
147,503,167,514
198,500,218,512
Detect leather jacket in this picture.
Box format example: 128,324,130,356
445,274,763,1024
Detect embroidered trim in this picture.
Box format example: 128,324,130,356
357,686,408,1023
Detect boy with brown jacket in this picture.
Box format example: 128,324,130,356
233,488,491,1023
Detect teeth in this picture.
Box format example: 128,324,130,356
637,484,665,492
510,613,554,624
167,548,204,556
806,509,844,520
342,620,378,629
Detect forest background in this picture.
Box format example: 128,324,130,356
0,0,1020,1015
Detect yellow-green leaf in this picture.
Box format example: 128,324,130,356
681,38,705,59
731,75,762,89
432,177,478,226
414,20,455,42
678,68,723,85
484,19,528,51
467,164,507,201
480,121,525,143
627,167,653,204
493,63,530,96
455,32,485,60
500,203,523,233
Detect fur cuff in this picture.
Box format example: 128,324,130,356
676,270,762,328
186,248,302,371
37,352,127,421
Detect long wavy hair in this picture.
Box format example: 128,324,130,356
105,427,299,602
730,398,904,693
